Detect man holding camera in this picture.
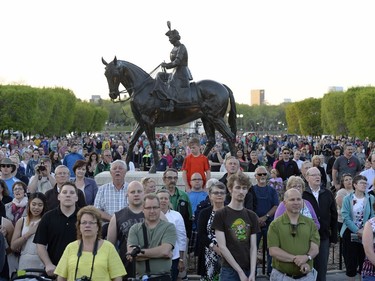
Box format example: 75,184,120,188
127,194,176,280
28,157,56,194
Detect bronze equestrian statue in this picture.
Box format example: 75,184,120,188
102,25,237,173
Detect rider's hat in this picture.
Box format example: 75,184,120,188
165,21,180,40
165,29,180,40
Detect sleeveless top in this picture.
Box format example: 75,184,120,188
115,207,144,263
18,217,44,270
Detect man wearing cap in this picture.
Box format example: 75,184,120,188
153,22,193,112
0,158,20,197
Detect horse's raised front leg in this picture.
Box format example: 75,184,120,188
143,125,158,174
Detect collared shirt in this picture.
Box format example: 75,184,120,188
312,187,320,203
94,182,128,215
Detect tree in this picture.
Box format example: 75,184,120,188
321,91,347,135
285,103,300,134
295,98,322,136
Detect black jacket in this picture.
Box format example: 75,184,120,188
303,186,338,243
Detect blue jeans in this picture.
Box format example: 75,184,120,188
363,276,375,281
219,266,249,281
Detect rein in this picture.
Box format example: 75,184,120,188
111,63,162,104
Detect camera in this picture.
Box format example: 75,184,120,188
75,276,91,281
36,160,46,172
127,245,142,257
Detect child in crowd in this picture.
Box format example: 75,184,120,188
182,137,211,192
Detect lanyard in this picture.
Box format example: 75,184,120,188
74,239,99,281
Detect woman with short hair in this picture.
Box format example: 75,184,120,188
55,206,126,281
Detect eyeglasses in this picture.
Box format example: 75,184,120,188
0,165,12,168
191,178,203,181
144,206,160,210
211,191,226,195
164,176,178,181
283,152,290,155
290,224,298,237
13,187,25,192
80,221,97,225
308,174,321,177
256,173,267,176
356,181,367,185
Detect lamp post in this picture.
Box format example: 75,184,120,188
236,114,243,131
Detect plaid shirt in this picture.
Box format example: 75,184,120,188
94,181,128,215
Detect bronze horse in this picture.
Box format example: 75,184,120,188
102,57,237,173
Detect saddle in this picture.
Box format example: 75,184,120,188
154,82,200,110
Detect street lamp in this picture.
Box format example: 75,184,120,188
236,114,243,131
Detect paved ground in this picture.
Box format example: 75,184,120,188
255,270,347,280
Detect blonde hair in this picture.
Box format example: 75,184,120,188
286,176,305,191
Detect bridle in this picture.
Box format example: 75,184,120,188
111,63,163,103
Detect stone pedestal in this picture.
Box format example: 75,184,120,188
95,171,256,189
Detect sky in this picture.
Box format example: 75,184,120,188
1,0,375,105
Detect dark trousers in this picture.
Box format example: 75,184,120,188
342,228,365,277
314,238,329,281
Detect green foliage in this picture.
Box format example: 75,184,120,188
0,85,108,136
353,88,375,139
285,103,300,134
321,91,347,135
295,98,322,136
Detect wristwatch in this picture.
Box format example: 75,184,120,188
307,255,312,261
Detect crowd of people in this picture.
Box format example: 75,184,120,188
0,131,374,281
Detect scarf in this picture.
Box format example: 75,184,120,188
11,196,28,224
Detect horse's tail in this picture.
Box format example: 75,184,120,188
224,84,237,137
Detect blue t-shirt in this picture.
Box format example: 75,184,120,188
253,185,279,218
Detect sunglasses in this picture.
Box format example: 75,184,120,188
211,191,226,195
291,224,298,237
0,165,12,168
257,173,267,176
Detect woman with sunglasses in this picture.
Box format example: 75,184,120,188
341,175,375,280
55,206,126,281
196,180,226,281
11,192,47,271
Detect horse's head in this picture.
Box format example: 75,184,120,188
102,56,123,99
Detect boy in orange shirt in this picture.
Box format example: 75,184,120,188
182,137,211,192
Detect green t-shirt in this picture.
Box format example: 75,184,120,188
127,220,176,276
268,213,320,275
